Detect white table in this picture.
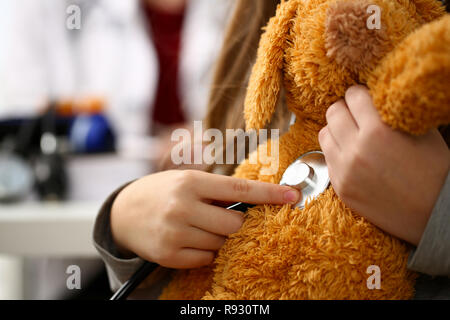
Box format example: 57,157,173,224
0,202,101,257
0,154,153,299
0,202,102,299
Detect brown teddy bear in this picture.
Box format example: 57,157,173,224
157,0,450,299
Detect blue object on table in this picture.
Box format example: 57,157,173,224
70,114,115,153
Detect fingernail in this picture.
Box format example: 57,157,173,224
284,189,300,204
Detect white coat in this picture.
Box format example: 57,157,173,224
0,0,234,155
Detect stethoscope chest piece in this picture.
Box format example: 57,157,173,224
280,151,330,209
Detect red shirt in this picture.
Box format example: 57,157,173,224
141,2,186,133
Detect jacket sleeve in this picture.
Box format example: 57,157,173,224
408,172,450,276
92,182,147,292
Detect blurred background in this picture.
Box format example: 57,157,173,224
0,0,234,299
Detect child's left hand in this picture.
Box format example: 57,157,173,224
319,85,450,246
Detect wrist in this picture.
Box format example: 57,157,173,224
405,166,449,246
110,187,136,259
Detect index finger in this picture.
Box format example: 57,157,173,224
193,172,301,205
344,85,380,129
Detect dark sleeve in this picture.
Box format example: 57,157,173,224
407,172,450,276
92,182,147,292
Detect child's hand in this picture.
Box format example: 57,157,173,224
319,85,450,245
110,170,300,269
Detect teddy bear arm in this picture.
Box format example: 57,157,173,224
369,15,450,135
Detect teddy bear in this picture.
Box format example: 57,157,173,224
156,0,450,299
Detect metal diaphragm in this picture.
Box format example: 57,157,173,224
280,151,330,209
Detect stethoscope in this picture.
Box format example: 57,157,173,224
110,151,330,300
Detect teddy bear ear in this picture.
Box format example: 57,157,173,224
324,0,445,77
244,0,298,131
324,0,392,77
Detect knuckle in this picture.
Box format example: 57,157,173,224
173,170,197,192
165,198,183,219
346,85,367,104
232,179,251,195
181,170,197,183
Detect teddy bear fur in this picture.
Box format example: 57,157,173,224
156,0,450,300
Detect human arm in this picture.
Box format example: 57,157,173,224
109,169,300,269
92,182,148,292
93,170,301,290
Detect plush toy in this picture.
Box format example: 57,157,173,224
157,0,450,299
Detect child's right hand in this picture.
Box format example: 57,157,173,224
110,170,301,269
